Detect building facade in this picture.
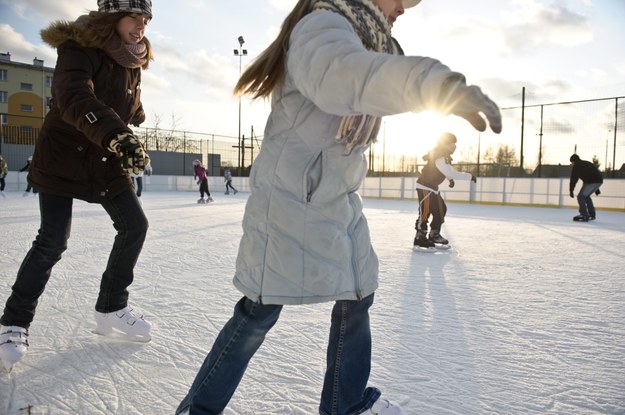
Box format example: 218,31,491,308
0,52,54,146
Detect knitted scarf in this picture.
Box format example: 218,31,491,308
103,34,148,69
313,0,398,153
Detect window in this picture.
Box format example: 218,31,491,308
0,91,7,103
0,69,7,81
20,82,33,91
20,104,33,112
45,76,52,87
1,113,8,125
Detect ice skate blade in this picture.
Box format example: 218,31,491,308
413,244,451,253
92,329,151,343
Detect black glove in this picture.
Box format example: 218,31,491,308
569,191,575,198
471,175,477,183
448,179,455,188
595,189,601,196
107,133,149,175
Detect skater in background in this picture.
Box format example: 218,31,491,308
0,154,7,197
224,167,237,195
176,0,500,414
18,156,38,196
0,0,153,373
413,132,476,249
569,153,603,221
193,159,213,203
131,159,152,197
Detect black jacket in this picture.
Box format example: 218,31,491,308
569,160,603,192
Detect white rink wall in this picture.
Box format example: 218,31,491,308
4,172,625,211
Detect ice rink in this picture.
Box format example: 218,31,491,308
1,191,624,415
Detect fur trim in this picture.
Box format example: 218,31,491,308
40,17,90,49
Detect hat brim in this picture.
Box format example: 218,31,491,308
403,0,422,8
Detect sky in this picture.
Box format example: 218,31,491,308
0,191,624,414
1,0,625,168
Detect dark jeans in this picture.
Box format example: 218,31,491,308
0,189,148,328
199,179,210,198
131,176,143,196
225,180,237,192
0,176,5,191
176,294,380,415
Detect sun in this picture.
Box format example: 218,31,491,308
375,111,451,158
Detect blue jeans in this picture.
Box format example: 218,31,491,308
176,294,380,415
0,189,148,328
577,182,601,216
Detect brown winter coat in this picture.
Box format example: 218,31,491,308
29,19,147,202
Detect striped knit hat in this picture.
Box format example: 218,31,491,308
98,0,152,18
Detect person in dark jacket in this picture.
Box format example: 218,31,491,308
18,156,38,196
0,0,153,373
414,132,476,248
0,154,8,197
569,154,603,221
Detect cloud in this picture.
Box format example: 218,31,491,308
0,23,56,63
2,0,92,22
501,1,592,53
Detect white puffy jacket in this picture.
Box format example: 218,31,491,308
233,10,458,305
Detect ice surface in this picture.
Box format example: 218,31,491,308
1,192,624,414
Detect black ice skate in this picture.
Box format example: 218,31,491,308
573,214,589,222
428,230,449,245
413,231,435,251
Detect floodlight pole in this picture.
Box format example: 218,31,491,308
234,36,247,176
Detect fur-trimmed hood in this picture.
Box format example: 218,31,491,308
40,16,92,49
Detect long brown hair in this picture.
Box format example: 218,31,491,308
82,11,154,70
233,0,314,99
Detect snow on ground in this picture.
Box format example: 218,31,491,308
1,191,624,415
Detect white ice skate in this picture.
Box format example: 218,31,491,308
93,307,151,342
0,325,29,372
364,397,405,415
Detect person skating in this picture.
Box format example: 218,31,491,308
414,132,475,249
0,0,154,372
224,167,238,195
18,156,38,196
193,159,213,203
569,154,603,222
176,0,501,413
0,154,7,197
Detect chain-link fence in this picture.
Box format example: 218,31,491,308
2,96,623,178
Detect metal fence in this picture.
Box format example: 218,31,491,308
2,95,623,178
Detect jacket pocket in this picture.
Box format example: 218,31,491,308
305,151,323,202
36,132,89,180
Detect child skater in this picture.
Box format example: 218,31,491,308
0,0,153,373
223,166,238,195
413,132,476,249
177,0,501,414
193,159,213,203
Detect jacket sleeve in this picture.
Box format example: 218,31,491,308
434,157,472,181
569,166,579,192
52,41,131,148
287,11,459,117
